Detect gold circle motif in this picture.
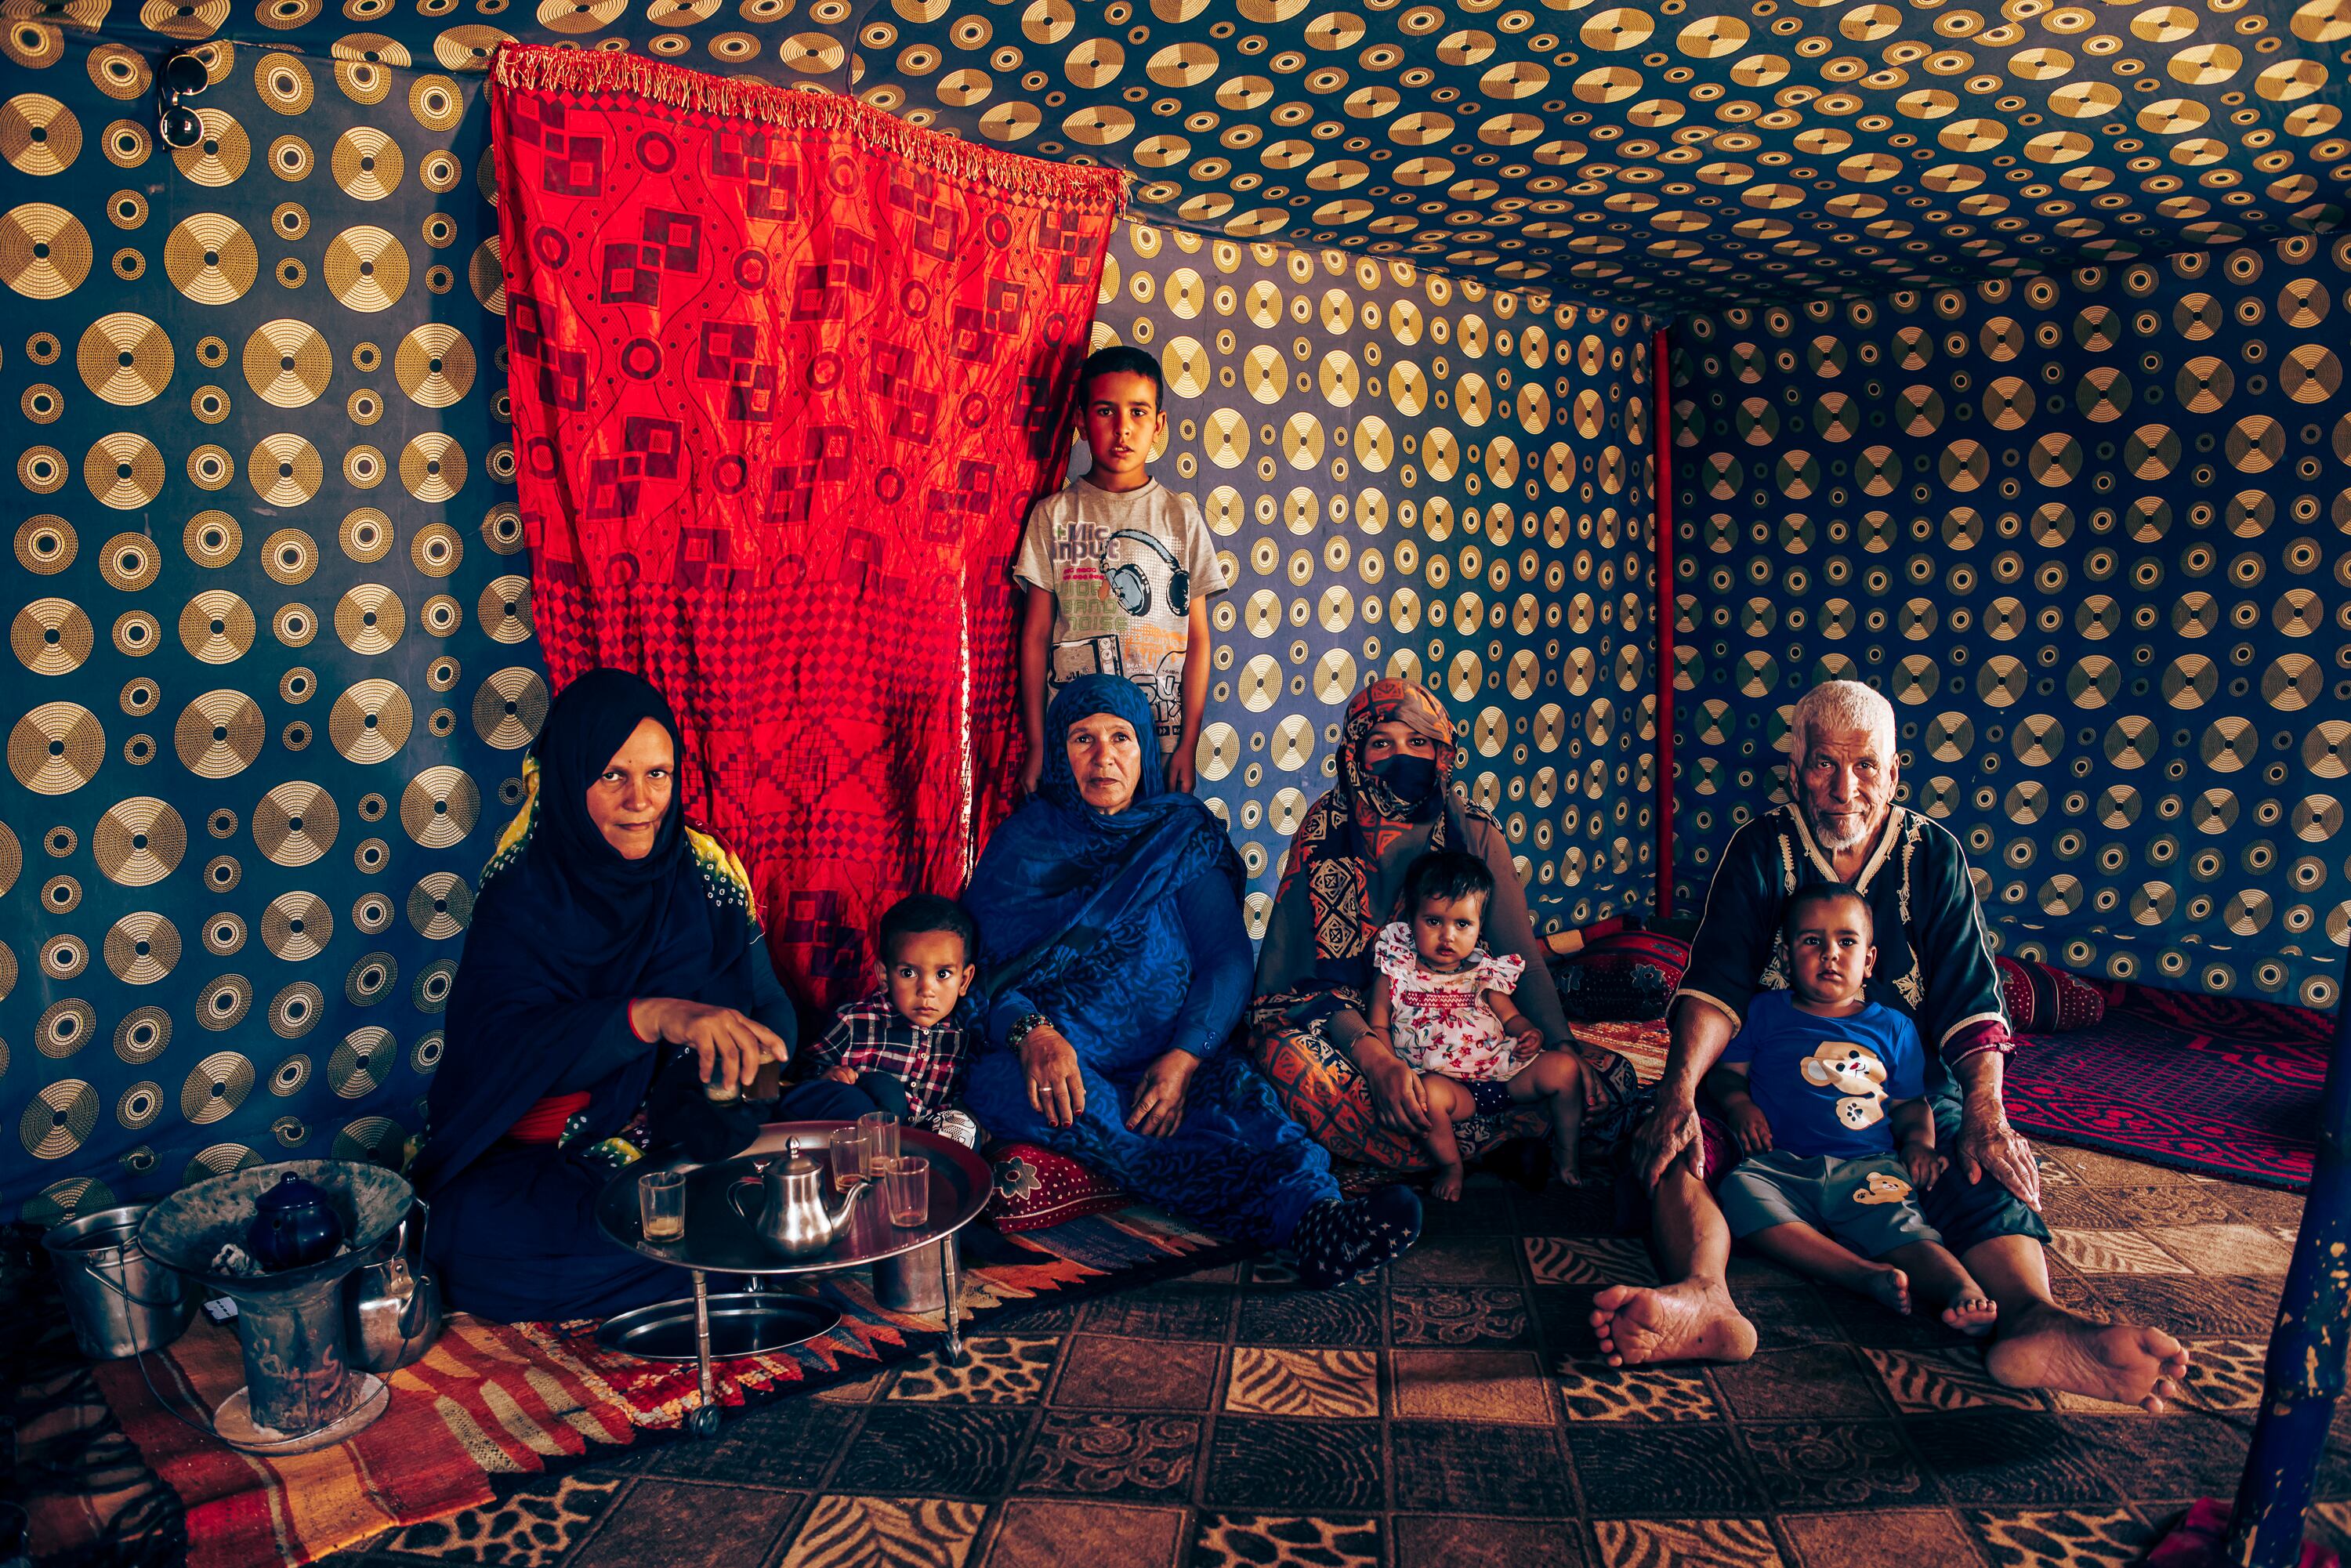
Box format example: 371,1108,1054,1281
263,889,334,960
77,313,176,404
253,780,339,867
411,523,464,580
470,666,549,749
176,689,266,777
0,202,92,299
479,575,534,643
117,1082,165,1131
177,589,255,665
1,94,81,176
329,678,414,763
269,982,324,1038
331,126,404,200
401,764,481,846
35,998,96,1057
469,236,505,313
277,605,317,650
335,583,406,654
16,516,76,574
104,912,181,983
9,701,103,794
87,43,152,100
406,871,473,939
180,1051,255,1125
328,1027,395,1097
184,509,241,568
400,432,466,502
169,108,250,186
85,434,165,509
13,598,92,675
114,1006,171,1063
323,223,410,310
249,434,324,506
22,1080,98,1159
409,73,464,131
255,51,315,112
394,323,476,407
334,1115,403,1164
164,213,258,304
93,797,186,886
39,936,87,982
341,506,393,563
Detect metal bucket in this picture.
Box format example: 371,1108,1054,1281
42,1204,197,1361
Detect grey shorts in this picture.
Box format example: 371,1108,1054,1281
1717,1150,1942,1260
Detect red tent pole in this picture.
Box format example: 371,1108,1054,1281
1651,327,1675,923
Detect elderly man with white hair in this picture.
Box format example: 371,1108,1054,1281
1592,680,2191,1411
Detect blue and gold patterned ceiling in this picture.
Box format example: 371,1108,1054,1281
7,0,2347,310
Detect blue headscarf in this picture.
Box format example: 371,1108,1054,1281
965,675,1238,1000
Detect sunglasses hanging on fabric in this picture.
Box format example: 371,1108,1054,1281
155,49,211,150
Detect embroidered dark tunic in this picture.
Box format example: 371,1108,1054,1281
1675,802,2009,1089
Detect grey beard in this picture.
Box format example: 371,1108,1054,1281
1809,809,1872,853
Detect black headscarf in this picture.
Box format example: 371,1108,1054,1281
416,668,769,1193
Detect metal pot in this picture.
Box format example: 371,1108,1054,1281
344,1196,440,1374
42,1204,197,1361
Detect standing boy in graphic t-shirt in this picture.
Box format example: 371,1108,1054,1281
1014,345,1226,795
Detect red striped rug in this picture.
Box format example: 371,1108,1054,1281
22,1208,1245,1568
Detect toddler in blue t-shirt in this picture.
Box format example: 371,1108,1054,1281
1704,885,1997,1334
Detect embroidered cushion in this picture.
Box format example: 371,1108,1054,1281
986,1143,1132,1233
1996,956,2106,1034
1551,930,1691,1023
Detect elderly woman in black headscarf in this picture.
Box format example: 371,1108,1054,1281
416,668,868,1322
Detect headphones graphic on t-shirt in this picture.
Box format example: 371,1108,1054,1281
1101,529,1190,619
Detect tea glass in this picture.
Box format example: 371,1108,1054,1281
831,1125,869,1192
639,1169,688,1242
882,1157,929,1226
857,1112,900,1179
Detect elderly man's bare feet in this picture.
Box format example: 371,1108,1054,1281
1589,1280,1759,1367
1985,1303,2190,1413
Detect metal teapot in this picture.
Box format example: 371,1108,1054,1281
344,1197,441,1375
726,1138,868,1258
246,1171,346,1271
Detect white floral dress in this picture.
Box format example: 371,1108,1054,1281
1375,920,1530,1082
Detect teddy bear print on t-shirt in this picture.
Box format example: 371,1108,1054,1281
1800,1039,1889,1129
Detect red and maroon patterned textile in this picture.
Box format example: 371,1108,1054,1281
987,1142,1134,1233
1994,955,2106,1033
489,47,1124,1009
2003,982,2329,1190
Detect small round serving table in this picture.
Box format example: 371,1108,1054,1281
592,1121,991,1436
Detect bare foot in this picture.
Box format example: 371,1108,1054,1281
1553,1154,1583,1188
1589,1280,1759,1367
1985,1303,2190,1413
1431,1164,1465,1202
1864,1267,1912,1316
1942,1294,1998,1338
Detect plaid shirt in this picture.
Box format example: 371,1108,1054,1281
805,990,973,1120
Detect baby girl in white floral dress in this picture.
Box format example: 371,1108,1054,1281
1366,851,1585,1200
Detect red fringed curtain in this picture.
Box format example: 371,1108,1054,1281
489,46,1124,1009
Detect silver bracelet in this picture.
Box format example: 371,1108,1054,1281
1006,1011,1050,1051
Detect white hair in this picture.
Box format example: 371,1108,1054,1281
1786,680,1896,767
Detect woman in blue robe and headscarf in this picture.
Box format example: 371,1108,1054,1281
416,668,868,1321
963,676,1422,1287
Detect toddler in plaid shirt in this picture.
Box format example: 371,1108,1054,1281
804,894,980,1144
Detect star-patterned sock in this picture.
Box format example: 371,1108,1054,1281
1288,1184,1423,1290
